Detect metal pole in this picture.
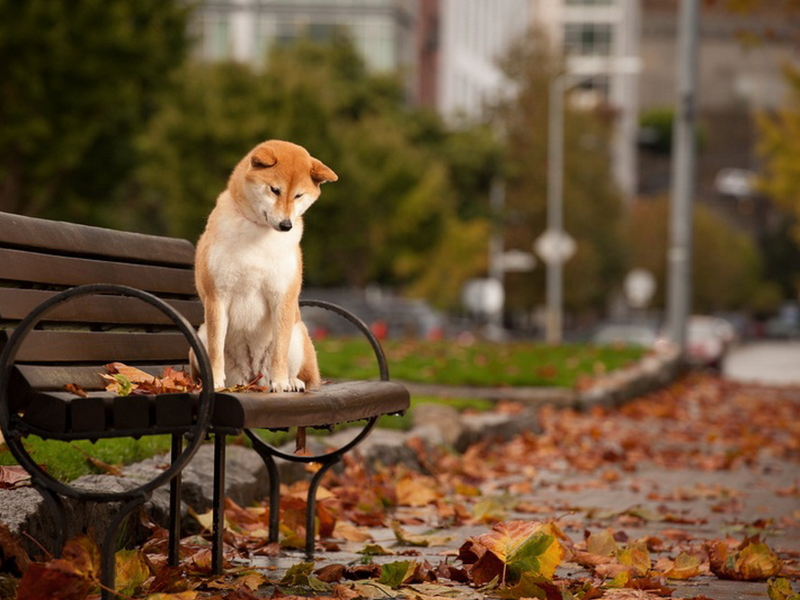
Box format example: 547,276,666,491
666,0,700,349
545,74,565,344
488,178,506,334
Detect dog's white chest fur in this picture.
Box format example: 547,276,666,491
207,213,299,325
202,201,303,385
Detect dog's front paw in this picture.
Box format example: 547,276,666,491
270,378,306,393
212,371,226,390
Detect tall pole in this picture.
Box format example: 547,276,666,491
666,0,700,349
545,74,565,345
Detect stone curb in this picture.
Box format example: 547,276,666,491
0,347,684,554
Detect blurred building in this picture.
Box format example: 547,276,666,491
189,0,418,89
435,0,531,120
532,0,641,202
637,0,800,227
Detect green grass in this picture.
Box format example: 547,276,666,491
0,435,172,482
1,338,644,482
316,337,645,388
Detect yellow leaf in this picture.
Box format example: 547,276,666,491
396,475,440,507
115,549,150,595
662,552,703,580
617,541,651,577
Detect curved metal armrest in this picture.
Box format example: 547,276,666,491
300,298,390,381
247,299,395,463
0,283,214,501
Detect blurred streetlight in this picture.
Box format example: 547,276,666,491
665,0,700,350
541,59,640,345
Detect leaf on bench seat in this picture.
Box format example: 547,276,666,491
102,363,199,396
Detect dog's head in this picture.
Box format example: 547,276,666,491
233,140,337,232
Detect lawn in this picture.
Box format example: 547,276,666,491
315,337,645,388
0,338,645,481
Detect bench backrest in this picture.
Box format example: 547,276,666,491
0,212,203,406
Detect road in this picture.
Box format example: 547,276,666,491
723,340,800,385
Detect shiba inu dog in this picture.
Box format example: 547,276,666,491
191,140,337,391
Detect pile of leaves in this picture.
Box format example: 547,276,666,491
100,363,270,396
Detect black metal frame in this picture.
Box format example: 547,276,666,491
0,284,214,600
209,298,391,560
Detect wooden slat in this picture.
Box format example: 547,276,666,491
0,248,196,295
13,364,191,391
0,288,203,326
211,381,410,429
0,211,195,266
1,331,191,363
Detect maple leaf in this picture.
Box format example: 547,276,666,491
707,536,783,581
659,551,703,580
378,560,416,588
114,549,150,596
459,520,564,587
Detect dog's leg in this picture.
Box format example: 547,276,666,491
288,321,320,391
204,298,229,389
296,323,320,390
269,297,302,392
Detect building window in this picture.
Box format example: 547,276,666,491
564,22,613,56
194,12,233,60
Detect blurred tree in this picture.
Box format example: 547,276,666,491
135,37,498,307
493,29,627,316
628,196,771,313
0,0,190,223
758,65,800,245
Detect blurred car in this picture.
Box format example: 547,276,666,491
592,323,657,348
681,316,737,370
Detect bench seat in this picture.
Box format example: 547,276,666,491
22,380,409,436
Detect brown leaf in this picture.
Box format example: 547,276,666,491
15,561,94,600
707,536,783,581
0,522,32,573
0,465,31,490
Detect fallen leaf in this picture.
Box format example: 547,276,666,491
707,536,783,580
460,520,564,586
660,551,703,580
0,465,31,490
768,577,800,600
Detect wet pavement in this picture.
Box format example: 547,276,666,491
233,376,800,600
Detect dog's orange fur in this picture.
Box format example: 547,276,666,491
192,140,336,391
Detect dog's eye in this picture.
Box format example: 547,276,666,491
270,186,281,196
294,192,304,199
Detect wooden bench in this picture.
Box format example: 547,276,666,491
0,211,410,598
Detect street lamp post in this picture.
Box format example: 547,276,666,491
666,0,700,349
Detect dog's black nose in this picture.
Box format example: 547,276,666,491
278,219,293,232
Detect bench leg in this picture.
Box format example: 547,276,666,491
38,486,67,558
212,433,226,575
305,457,341,559
264,453,281,544
168,433,183,567
100,494,148,600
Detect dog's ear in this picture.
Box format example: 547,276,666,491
251,147,277,169
310,158,338,184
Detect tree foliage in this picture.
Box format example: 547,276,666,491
758,65,800,245
0,0,190,222
627,196,770,313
